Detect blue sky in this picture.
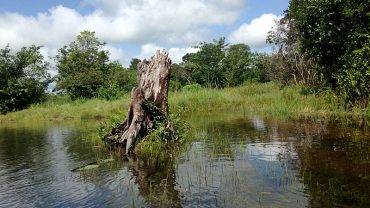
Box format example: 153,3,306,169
0,0,289,67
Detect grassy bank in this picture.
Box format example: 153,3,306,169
1,82,369,124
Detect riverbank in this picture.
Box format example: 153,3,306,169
1,82,369,126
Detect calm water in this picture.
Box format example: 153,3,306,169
0,114,370,207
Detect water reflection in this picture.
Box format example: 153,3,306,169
295,125,370,207
0,115,370,207
0,122,114,207
185,114,370,207
124,156,181,208
176,116,308,207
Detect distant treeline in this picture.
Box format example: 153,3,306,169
1,0,369,114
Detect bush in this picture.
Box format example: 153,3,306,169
182,83,202,92
96,84,123,101
169,80,183,92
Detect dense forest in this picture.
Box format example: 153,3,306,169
1,0,369,114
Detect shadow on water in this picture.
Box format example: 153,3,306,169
1,113,370,207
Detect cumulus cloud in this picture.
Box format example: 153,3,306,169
0,0,246,69
0,0,245,50
136,43,162,60
168,47,199,63
103,45,130,65
0,6,82,50
228,13,281,48
136,43,198,64
84,0,244,32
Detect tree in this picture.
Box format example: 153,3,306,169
184,38,227,88
337,39,370,108
96,61,137,100
0,45,50,114
248,53,269,83
56,31,118,99
291,0,369,105
182,39,264,88
222,44,251,86
267,10,319,86
129,58,141,71
169,63,187,91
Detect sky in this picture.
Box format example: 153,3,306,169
0,0,289,70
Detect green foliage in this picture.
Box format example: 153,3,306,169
0,45,50,114
337,38,370,108
98,110,126,138
222,44,251,86
97,100,190,167
272,0,370,108
182,83,202,92
267,9,319,86
184,37,227,88
170,63,192,89
182,38,263,88
129,58,141,70
291,0,370,92
112,66,137,93
96,84,123,101
169,80,183,92
366,106,370,119
135,111,189,168
2,82,369,127
96,62,137,100
56,31,109,99
56,31,135,100
248,53,269,82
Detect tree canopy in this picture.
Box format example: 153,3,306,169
56,31,136,99
292,0,369,88
179,38,262,88
266,0,369,107
0,45,50,114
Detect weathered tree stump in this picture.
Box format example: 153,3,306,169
103,50,174,154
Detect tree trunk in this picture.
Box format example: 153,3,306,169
103,50,172,154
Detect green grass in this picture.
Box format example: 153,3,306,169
0,94,130,122
170,82,367,122
0,82,368,125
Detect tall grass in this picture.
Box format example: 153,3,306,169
170,82,358,120
0,82,368,124
0,94,130,122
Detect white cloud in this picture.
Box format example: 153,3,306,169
228,13,281,48
0,0,245,72
0,0,245,51
168,47,199,63
0,6,83,50
103,45,130,66
136,43,162,60
38,47,58,77
85,0,245,44
136,44,198,64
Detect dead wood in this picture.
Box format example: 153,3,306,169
103,50,174,154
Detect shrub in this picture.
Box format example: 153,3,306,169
182,83,202,92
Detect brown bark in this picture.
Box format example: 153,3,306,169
103,50,172,154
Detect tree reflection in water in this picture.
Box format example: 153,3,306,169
124,156,182,208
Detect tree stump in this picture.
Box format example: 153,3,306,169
103,50,173,154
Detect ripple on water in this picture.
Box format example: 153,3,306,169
1,117,370,207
